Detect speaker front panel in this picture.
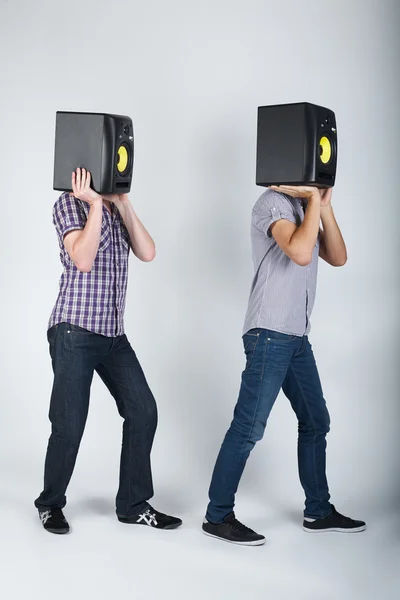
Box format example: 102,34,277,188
115,121,133,185
101,115,134,194
315,107,337,186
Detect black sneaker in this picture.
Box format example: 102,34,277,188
303,505,366,533
202,512,266,546
39,508,70,534
117,505,182,530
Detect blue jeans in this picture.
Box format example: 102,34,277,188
35,323,158,516
206,328,331,523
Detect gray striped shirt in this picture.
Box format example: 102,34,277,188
243,189,319,337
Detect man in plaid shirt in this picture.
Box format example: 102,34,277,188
35,168,182,534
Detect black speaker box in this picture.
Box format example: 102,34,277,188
256,102,337,188
53,111,134,194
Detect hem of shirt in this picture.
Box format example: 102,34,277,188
48,317,124,338
242,324,304,337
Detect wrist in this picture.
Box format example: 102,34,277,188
308,189,321,201
90,199,103,210
307,191,321,206
320,204,334,223
116,196,132,214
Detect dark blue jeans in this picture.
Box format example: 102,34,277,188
35,323,158,517
206,328,331,523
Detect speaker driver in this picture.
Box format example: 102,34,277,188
319,136,332,165
117,143,129,175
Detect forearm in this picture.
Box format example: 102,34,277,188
320,205,347,266
289,193,321,262
71,203,102,271
117,200,156,262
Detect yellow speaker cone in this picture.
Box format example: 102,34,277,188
319,136,332,164
117,144,129,174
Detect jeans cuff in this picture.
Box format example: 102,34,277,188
116,501,150,518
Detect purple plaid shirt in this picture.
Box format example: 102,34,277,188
49,193,130,337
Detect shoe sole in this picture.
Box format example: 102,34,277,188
117,518,182,530
202,529,266,546
44,527,70,535
303,525,366,533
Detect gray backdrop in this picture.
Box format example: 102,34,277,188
0,1,399,599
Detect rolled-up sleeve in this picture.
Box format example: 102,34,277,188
53,194,85,240
253,191,297,237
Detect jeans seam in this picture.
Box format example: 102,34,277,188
287,362,322,508
244,334,261,370
97,361,134,514
219,337,267,510
294,335,307,357
244,336,268,450
207,340,267,522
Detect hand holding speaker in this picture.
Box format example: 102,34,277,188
71,168,102,207
270,185,321,200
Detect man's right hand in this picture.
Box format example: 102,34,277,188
71,168,102,207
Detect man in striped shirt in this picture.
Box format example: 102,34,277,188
35,168,182,534
202,185,366,545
